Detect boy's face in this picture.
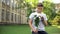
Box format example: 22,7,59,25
37,7,43,13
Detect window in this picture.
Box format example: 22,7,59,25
2,0,5,3
11,13,13,21
6,11,10,21
15,14,16,22
6,0,10,5
1,9,5,21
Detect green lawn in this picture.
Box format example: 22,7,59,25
0,25,60,34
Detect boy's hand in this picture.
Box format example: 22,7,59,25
41,17,44,21
41,17,48,26
32,28,38,33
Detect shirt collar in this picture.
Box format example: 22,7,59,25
35,12,43,14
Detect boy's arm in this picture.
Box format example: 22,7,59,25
29,13,38,32
28,19,34,30
41,17,48,26
44,20,48,26
41,14,48,26
29,19,38,32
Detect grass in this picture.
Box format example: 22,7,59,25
0,25,60,34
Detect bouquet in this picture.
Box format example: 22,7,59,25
34,15,40,27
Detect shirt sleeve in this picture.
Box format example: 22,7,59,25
44,14,48,21
29,13,34,20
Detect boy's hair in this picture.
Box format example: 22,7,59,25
37,3,43,7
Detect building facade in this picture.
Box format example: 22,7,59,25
0,0,20,24
20,8,27,24
0,0,28,24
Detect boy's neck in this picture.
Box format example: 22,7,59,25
37,12,42,14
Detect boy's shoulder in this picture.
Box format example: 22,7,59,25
41,12,46,16
30,12,47,16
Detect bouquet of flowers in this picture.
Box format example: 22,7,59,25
34,15,40,27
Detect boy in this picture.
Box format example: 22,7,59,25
29,3,48,34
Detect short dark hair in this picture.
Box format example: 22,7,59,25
37,3,43,7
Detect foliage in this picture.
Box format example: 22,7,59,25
51,10,60,25
25,0,38,17
43,1,56,20
42,1,57,25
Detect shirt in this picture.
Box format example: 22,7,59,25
29,12,48,31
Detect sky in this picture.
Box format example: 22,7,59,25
39,0,60,4
52,0,60,3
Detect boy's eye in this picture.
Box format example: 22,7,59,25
38,7,43,9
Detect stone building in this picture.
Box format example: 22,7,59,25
0,0,28,24
0,0,20,24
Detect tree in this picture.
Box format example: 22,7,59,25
43,1,56,25
52,10,60,25
25,0,38,17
